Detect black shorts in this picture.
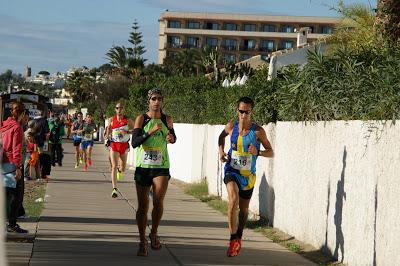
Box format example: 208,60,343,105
73,139,82,147
224,175,254,199
134,167,170,187
39,154,51,176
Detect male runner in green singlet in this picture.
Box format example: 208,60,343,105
131,88,176,257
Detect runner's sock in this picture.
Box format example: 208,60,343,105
236,228,243,239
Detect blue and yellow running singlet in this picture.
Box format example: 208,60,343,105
224,122,260,191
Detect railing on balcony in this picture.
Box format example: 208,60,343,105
220,45,237,51
259,47,274,52
166,43,183,49
166,43,202,49
239,46,257,52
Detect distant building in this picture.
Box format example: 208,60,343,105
158,11,339,64
25,66,31,78
25,71,66,88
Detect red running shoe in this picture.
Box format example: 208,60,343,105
227,238,242,257
84,165,88,171
87,159,92,166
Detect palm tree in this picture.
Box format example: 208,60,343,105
105,46,132,70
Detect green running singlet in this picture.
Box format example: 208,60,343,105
135,118,170,169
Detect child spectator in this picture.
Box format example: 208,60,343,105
24,131,40,180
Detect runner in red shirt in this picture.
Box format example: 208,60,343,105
106,103,134,198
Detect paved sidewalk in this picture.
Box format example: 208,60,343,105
7,143,315,266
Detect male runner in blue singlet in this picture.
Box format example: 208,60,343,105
218,96,274,257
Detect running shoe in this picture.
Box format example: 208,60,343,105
111,188,118,198
88,159,92,166
84,165,88,171
75,163,79,169
7,224,28,234
79,157,83,164
117,170,124,181
227,238,242,257
137,240,148,257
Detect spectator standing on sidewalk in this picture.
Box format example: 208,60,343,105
1,101,28,233
48,116,65,167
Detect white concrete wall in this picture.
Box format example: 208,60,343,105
272,121,400,266
126,121,400,265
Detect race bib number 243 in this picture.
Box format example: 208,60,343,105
142,150,162,165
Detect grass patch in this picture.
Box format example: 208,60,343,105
183,179,228,215
177,179,344,266
23,180,47,218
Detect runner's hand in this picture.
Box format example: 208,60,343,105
248,144,258,156
219,152,229,162
149,123,162,135
166,133,175,143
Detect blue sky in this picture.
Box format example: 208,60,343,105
0,0,376,75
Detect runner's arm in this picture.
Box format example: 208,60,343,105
218,122,233,162
105,118,112,138
256,126,274,158
127,118,135,133
166,115,176,144
131,115,149,148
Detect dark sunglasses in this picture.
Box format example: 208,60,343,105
238,109,251,114
150,96,163,101
115,106,124,109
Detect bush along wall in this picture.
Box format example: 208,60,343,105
120,45,400,125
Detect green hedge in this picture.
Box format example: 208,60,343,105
120,46,400,125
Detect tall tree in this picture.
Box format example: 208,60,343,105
375,0,400,42
105,19,147,78
128,19,147,66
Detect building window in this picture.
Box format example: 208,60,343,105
223,39,237,50
321,26,333,34
205,22,220,30
263,24,276,32
188,21,200,29
224,54,236,63
224,23,238,31
281,25,295,33
282,40,294,49
187,37,200,48
167,36,182,48
206,37,218,48
261,40,274,51
244,24,257,31
243,39,256,51
168,21,181,28
240,54,251,61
